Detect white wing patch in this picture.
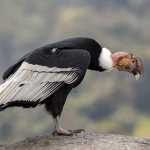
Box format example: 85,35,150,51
0,62,79,105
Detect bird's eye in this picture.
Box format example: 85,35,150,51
132,59,135,64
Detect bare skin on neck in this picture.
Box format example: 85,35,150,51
111,52,128,67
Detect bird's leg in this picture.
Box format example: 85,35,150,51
52,116,85,136
52,116,72,136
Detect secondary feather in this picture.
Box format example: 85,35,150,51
0,62,79,105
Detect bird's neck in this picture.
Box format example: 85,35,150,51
88,47,114,72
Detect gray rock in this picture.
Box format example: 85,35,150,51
0,132,150,150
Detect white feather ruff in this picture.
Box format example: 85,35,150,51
0,62,79,105
98,47,113,71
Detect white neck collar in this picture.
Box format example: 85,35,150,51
98,47,113,72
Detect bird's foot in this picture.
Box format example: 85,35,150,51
53,128,85,136
53,129,73,136
68,129,85,134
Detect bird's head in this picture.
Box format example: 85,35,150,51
111,52,144,80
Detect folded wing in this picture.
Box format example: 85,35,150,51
0,62,79,106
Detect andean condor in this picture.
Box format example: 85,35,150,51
0,37,143,135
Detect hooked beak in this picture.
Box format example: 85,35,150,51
135,73,140,80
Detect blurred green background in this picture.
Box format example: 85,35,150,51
0,0,150,144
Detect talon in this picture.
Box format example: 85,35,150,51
74,129,85,133
52,130,73,136
52,131,57,136
68,129,85,134
52,117,85,136
52,128,85,136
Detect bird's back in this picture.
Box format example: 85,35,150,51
2,37,101,81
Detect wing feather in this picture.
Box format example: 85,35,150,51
0,62,79,105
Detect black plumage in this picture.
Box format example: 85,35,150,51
0,37,109,135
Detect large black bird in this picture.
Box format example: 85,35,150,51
0,37,143,135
